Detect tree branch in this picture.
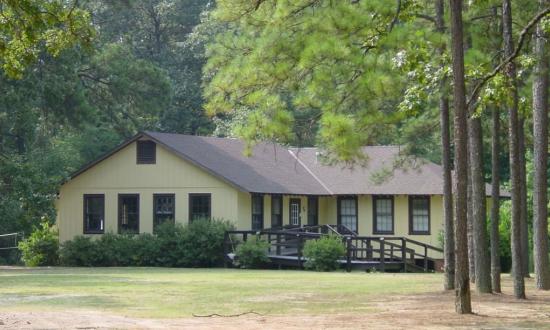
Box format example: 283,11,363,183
466,6,550,111
193,311,263,318
415,13,436,23
389,0,402,30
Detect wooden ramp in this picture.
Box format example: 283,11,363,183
224,225,443,272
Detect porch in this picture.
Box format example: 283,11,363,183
224,224,443,272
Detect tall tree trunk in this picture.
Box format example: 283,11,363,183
532,0,550,290
436,0,455,291
467,165,476,283
469,116,492,293
449,0,472,313
518,119,530,277
490,106,502,293
502,0,526,299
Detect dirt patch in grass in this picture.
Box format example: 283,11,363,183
1,277,549,330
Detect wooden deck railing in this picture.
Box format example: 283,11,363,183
223,226,443,272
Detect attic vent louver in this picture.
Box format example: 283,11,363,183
137,140,156,164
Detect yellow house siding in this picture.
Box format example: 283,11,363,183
321,197,337,226
57,140,241,242
263,195,271,229
357,196,371,235
236,191,251,230
314,194,444,258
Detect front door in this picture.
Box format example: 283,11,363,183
289,198,301,226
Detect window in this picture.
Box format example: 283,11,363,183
189,194,211,222
307,196,318,226
338,196,357,232
271,195,282,228
154,194,175,232
84,194,104,234
409,196,430,234
137,140,156,164
252,194,264,230
118,194,139,234
373,196,394,234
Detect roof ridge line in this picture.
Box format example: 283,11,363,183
287,149,334,195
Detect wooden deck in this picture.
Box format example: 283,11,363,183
224,225,443,272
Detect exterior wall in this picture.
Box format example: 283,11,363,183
236,191,252,230
314,194,445,258
57,139,241,242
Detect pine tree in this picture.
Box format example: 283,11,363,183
532,0,550,290
502,0,526,299
436,0,454,291
449,0,472,313
490,105,502,293
469,114,492,293
518,119,530,278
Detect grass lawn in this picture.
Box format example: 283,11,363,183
0,267,438,317
1,267,549,329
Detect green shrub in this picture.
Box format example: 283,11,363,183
132,233,161,266
59,236,103,266
235,238,270,269
154,222,188,267
58,219,235,267
18,222,59,266
96,234,138,266
303,235,345,271
179,218,235,267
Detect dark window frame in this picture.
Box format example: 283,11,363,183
188,193,211,222
337,195,358,232
251,194,264,230
271,194,283,228
118,194,140,234
307,196,319,226
373,195,394,235
408,195,431,235
136,140,156,164
153,193,175,232
83,194,105,234
289,198,302,227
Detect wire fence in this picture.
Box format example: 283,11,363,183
0,232,21,250
0,233,22,264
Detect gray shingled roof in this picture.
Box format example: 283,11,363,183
145,132,329,195
290,146,453,195
145,132,506,196
70,131,506,197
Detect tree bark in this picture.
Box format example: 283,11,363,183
467,164,475,283
449,0,472,313
469,116,492,293
502,0,526,299
518,119,530,277
490,106,502,293
532,0,550,290
436,0,455,292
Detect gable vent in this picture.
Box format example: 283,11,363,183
137,140,156,164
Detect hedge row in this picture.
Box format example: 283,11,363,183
20,219,234,267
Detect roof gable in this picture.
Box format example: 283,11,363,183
144,131,329,195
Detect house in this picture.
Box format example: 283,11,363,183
56,131,498,265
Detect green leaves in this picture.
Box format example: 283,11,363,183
318,113,363,162
0,0,94,78
204,0,413,156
